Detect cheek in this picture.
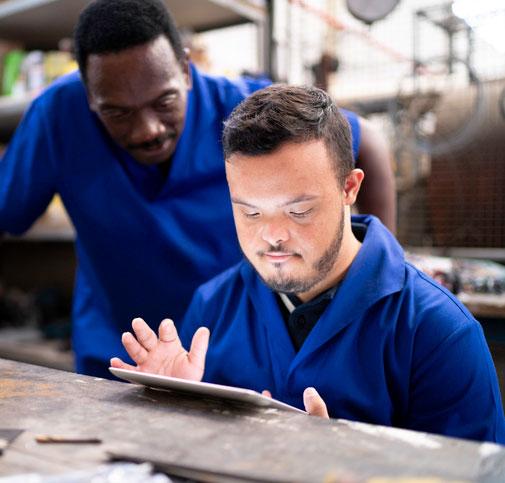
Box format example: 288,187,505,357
234,219,262,255
161,106,185,129
313,217,341,248
100,120,128,144
106,126,129,145
235,220,254,244
293,220,330,253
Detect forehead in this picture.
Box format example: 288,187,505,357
226,140,339,200
86,35,184,104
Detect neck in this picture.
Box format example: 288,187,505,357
157,159,172,179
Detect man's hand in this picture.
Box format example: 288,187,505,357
110,317,209,382
263,387,329,418
303,387,329,418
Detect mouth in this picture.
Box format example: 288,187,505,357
140,137,172,154
263,252,297,264
130,134,177,161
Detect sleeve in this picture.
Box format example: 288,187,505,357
339,108,361,162
0,98,58,234
406,320,505,443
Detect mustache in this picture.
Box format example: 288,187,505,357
128,133,175,151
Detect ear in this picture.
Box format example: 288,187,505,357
182,48,192,90
343,169,364,206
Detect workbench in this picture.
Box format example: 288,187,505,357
1,359,505,482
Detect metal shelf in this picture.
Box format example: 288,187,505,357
0,0,266,138
2,199,75,242
406,246,505,263
0,0,266,49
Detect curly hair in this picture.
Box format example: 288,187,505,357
74,0,184,81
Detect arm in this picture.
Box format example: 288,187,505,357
0,100,57,234
407,321,505,443
355,117,397,234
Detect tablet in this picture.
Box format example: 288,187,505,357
109,367,306,414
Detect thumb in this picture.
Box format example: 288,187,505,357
303,387,329,418
188,326,210,370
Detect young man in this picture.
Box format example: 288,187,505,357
112,85,505,444
0,0,393,378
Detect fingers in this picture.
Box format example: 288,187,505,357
158,319,179,344
187,327,210,370
262,390,272,398
303,387,329,419
110,357,138,371
132,317,158,351
121,331,149,365
120,317,155,365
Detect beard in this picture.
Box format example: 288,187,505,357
246,208,345,296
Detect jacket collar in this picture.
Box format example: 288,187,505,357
240,215,406,373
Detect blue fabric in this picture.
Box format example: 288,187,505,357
0,66,360,378
340,108,361,163
0,66,269,377
180,215,505,443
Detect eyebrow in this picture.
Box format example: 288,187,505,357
231,195,318,209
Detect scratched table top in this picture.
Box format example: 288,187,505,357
1,358,505,482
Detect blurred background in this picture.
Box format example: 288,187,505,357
0,0,504,393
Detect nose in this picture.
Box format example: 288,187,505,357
130,109,165,145
260,219,290,247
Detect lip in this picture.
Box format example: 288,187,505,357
264,253,294,264
136,137,174,160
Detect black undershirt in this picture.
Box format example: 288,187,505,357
277,285,339,351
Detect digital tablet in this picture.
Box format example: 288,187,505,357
109,367,306,414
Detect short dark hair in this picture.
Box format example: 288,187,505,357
222,84,354,183
74,0,185,81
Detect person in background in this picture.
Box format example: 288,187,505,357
0,0,394,378
112,85,504,444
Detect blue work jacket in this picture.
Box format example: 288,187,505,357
181,215,505,443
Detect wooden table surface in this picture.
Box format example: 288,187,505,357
1,359,505,482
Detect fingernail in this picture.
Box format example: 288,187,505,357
305,387,317,397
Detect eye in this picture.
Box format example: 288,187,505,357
289,208,313,219
157,93,178,109
244,211,260,219
101,108,130,120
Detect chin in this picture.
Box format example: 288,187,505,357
136,152,172,165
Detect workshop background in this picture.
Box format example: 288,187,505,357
1,0,504,397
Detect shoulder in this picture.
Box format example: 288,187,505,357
338,108,361,157
30,71,88,115
405,262,475,324
191,65,270,116
401,262,482,358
